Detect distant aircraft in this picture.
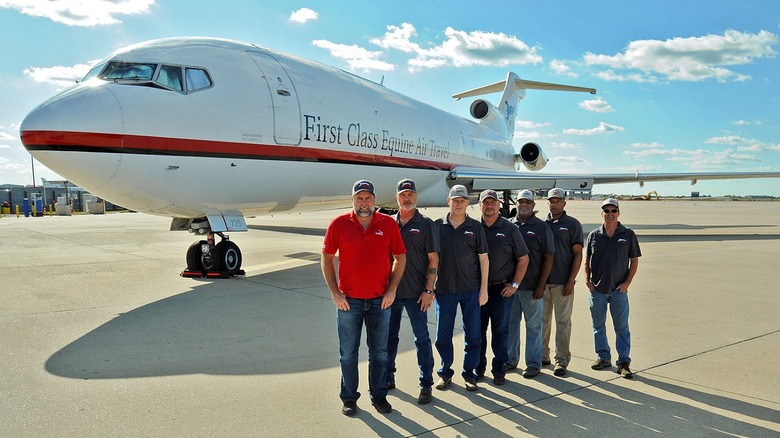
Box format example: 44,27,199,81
20,37,780,277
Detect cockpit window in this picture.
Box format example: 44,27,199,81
82,62,106,82
157,65,183,92
94,61,212,94
185,68,212,92
100,62,156,81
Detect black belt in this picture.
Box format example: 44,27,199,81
488,280,509,286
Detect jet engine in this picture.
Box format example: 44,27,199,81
470,99,507,137
514,142,548,171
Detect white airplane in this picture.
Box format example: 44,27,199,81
20,37,780,277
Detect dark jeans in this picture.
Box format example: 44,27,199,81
387,297,435,390
478,283,512,377
337,296,390,402
435,290,481,380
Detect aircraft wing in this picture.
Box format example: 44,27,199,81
447,166,780,191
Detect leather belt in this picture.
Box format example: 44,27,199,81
488,280,508,286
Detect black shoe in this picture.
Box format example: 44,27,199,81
505,363,518,371
522,367,540,378
417,388,432,404
617,363,634,379
464,377,479,392
542,359,552,366
493,374,506,385
591,358,612,370
435,377,452,390
553,365,567,376
342,401,357,416
386,382,396,390
371,398,392,414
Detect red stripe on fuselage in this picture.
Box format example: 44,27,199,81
21,130,456,171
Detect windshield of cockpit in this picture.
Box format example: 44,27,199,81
85,61,212,94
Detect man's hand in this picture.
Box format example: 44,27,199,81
381,289,396,310
331,291,350,311
563,279,576,296
478,287,488,306
500,284,516,298
417,292,435,312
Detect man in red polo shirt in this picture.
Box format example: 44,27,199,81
321,179,406,416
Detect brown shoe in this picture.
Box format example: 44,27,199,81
617,363,634,379
591,358,612,370
493,374,506,385
464,377,479,392
553,365,567,376
417,388,432,404
435,377,452,390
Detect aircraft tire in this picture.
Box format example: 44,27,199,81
215,240,242,275
186,241,205,270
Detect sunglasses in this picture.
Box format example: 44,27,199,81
602,208,619,213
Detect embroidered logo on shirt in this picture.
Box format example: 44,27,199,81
495,232,506,238
618,238,627,243
464,230,474,236
526,231,537,237
409,228,422,234
559,227,569,232
375,230,384,236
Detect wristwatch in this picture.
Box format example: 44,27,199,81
424,289,434,295
511,282,519,289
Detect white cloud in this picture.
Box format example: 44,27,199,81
23,61,96,88
731,119,763,126
0,0,154,26
549,59,577,77
551,156,588,163
515,120,551,129
706,135,780,151
585,30,777,82
0,156,26,171
627,142,664,149
370,23,420,53
579,97,613,113
289,7,318,24
623,144,763,170
0,144,10,149
311,40,395,72
563,122,624,135
0,130,15,141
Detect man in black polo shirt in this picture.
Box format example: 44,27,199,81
477,189,529,385
585,198,641,379
508,190,555,378
386,179,439,404
434,184,489,392
543,188,584,377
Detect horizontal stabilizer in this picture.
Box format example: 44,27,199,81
453,77,596,100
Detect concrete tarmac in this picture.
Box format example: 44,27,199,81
1,200,778,437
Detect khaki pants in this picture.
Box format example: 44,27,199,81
542,284,574,367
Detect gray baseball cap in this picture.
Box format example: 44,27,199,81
448,185,469,199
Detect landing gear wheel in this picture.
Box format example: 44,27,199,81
186,240,206,270
215,240,242,275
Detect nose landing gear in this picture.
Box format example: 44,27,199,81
182,232,244,278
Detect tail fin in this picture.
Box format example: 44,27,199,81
453,73,596,140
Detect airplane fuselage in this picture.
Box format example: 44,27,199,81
21,37,512,218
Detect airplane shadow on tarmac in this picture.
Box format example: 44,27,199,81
44,262,360,379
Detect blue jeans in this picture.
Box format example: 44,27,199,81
478,284,512,376
337,296,390,402
435,290,481,380
589,289,631,365
387,297,435,390
507,289,543,369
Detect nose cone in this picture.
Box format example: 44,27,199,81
20,82,123,191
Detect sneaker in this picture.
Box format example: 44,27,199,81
342,401,358,416
435,377,452,390
417,388,432,404
464,377,479,392
591,358,612,370
617,363,634,379
493,374,506,385
505,362,518,371
371,398,393,414
522,367,540,378
542,359,552,366
553,365,567,376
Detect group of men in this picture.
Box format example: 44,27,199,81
321,179,641,416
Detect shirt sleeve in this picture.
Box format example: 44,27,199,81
475,222,489,254
425,217,440,253
628,229,642,258
572,218,585,247
322,217,340,255
389,221,406,255
543,223,556,254
511,226,529,258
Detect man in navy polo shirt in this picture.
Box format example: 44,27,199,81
477,189,528,385
386,179,439,405
434,184,488,392
543,188,584,377
508,189,555,378
585,198,641,379
322,179,407,416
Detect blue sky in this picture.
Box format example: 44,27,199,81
1,0,778,196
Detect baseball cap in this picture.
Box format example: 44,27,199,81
517,190,534,202
352,179,374,195
478,189,498,202
602,198,620,209
448,185,469,199
547,188,566,200
396,179,416,194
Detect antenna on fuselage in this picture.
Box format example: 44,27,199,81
380,75,385,86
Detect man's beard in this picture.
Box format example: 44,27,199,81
355,207,373,217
